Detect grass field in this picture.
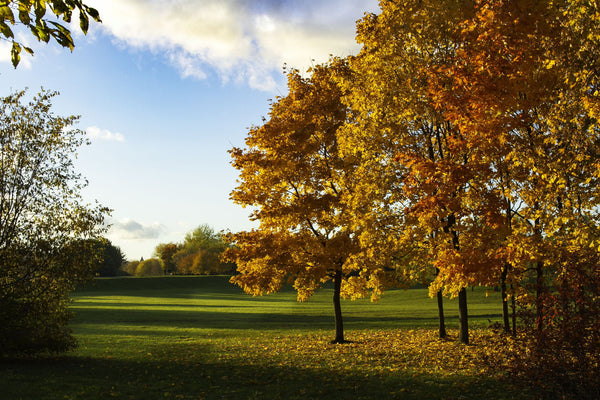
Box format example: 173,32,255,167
0,276,539,399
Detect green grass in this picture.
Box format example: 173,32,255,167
0,276,538,399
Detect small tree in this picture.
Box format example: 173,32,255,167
0,89,108,356
225,60,387,344
155,242,178,275
135,258,163,277
95,239,126,277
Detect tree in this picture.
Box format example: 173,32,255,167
0,89,108,355
337,0,485,343
135,258,163,277
425,0,600,392
154,242,178,275
225,60,388,344
0,0,101,67
95,239,126,277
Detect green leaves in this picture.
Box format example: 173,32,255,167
0,20,13,38
10,40,20,67
0,0,101,67
0,88,109,355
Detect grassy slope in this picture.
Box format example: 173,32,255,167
1,276,537,400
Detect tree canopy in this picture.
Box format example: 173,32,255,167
224,60,400,343
0,89,109,355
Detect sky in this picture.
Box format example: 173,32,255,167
0,0,380,260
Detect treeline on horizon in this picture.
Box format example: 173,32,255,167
127,224,236,277
93,225,236,278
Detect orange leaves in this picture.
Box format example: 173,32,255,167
228,59,385,308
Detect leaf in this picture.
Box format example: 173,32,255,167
0,20,13,39
22,45,34,55
79,11,88,34
0,5,15,24
11,40,21,68
18,2,31,25
48,20,74,50
50,0,68,15
33,23,50,42
34,0,46,21
86,6,100,22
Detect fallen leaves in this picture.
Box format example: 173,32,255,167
207,328,513,380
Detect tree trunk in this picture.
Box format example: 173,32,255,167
434,267,447,338
501,264,511,334
458,287,469,344
331,269,345,344
437,290,447,339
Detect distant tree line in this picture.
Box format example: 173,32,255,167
122,225,236,277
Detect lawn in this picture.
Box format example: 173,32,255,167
1,276,539,399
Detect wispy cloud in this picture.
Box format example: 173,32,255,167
87,126,125,142
110,218,164,239
92,0,379,90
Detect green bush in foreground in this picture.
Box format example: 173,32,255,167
0,90,108,356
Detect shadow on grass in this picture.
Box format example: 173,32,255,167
71,298,502,335
71,305,460,333
0,343,531,400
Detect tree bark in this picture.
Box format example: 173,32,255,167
458,287,469,344
435,267,447,338
331,269,345,344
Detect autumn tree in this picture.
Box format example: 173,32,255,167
135,258,163,277
0,0,101,67
0,89,108,355
225,60,391,344
336,0,496,344
424,0,600,393
154,242,179,275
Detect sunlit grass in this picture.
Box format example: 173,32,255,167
0,276,539,399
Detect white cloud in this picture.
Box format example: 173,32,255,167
87,126,125,142
110,218,164,239
91,0,379,90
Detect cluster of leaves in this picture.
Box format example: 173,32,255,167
0,0,101,67
227,0,600,394
0,89,109,356
153,225,236,276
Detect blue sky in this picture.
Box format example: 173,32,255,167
0,0,379,260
